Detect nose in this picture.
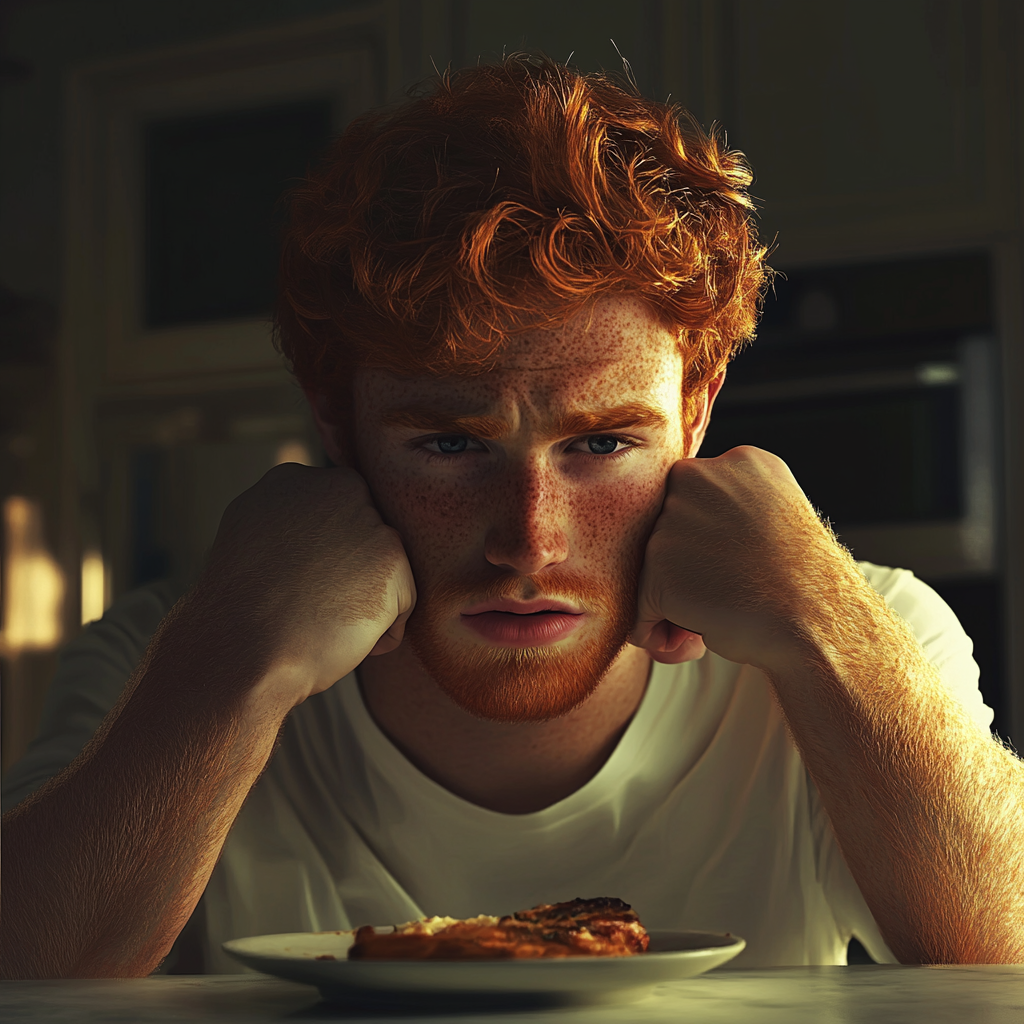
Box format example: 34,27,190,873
483,459,569,575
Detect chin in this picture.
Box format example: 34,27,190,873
406,624,633,724
402,561,643,723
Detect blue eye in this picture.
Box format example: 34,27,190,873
587,435,620,455
435,436,469,454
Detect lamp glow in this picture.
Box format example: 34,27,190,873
1,497,65,654
81,549,108,625
275,440,313,466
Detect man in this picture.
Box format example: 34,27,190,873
3,57,1022,978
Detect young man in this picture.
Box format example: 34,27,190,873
3,57,1022,978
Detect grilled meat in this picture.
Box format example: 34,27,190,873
348,897,649,960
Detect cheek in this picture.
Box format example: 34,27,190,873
365,463,484,557
565,471,668,566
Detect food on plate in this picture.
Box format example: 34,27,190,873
347,896,649,960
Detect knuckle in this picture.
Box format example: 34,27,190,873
264,461,292,480
333,466,371,498
263,461,304,487
719,444,753,463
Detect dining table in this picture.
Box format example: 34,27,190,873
2,965,1024,1023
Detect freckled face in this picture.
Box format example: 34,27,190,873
351,296,688,721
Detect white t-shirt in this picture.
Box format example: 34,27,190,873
1,563,995,971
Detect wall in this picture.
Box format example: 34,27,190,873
0,0,663,303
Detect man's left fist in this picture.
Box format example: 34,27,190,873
630,446,854,672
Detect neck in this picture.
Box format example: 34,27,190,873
356,643,652,814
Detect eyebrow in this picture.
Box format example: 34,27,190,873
549,403,668,438
382,410,512,438
381,401,667,440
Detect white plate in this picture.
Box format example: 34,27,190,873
222,928,745,1007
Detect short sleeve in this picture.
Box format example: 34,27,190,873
857,561,994,733
1,579,182,813
817,561,995,963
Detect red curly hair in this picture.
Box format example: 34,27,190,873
276,55,767,419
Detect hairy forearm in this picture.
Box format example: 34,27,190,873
768,561,1024,964
0,597,293,979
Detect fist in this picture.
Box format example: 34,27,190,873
631,447,853,671
194,463,416,703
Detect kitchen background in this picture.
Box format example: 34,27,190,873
1,1,1021,783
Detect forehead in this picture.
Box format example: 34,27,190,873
357,296,683,413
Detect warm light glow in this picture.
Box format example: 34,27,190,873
275,440,313,466
80,549,109,625
1,496,65,654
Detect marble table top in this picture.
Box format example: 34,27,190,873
3,966,1024,1023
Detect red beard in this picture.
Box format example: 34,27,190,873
404,563,640,723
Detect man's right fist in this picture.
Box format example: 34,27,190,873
193,463,417,706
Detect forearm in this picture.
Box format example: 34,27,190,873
0,599,293,979
769,560,1024,963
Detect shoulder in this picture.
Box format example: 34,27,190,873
856,560,992,732
857,561,966,662
51,577,184,705
46,578,186,690
1,579,186,813
77,579,183,655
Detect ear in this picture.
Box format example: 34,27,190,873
685,369,727,458
306,390,348,467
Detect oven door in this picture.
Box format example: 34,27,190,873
701,337,996,579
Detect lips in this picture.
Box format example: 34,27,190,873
460,609,585,647
459,596,586,648
460,597,583,617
